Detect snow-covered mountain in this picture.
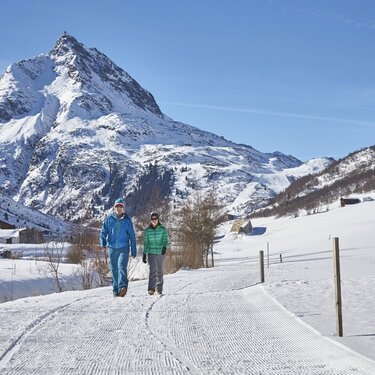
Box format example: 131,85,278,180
0,33,331,222
0,191,73,236
253,145,375,217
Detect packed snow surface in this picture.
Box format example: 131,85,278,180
0,197,375,374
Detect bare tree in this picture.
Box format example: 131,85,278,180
44,241,65,292
177,189,224,269
79,260,95,290
91,246,110,287
66,244,85,264
69,227,100,263
68,226,111,288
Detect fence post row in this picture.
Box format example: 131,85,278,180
333,237,343,337
259,250,265,283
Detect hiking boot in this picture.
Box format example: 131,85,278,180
156,290,163,295
119,287,127,297
148,289,155,295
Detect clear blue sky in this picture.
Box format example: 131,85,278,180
1,0,375,161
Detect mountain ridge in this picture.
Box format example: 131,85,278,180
0,33,331,222
252,145,375,218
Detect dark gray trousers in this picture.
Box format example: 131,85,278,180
148,254,164,292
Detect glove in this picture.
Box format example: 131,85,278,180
142,254,147,263
162,247,167,255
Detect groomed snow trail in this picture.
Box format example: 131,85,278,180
0,263,374,374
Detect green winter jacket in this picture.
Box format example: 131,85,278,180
143,223,168,255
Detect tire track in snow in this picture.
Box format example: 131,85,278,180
0,297,85,370
138,270,247,373
0,287,190,374
141,274,222,374
0,292,130,374
144,294,201,375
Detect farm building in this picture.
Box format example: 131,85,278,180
230,219,253,234
0,229,22,244
340,197,361,207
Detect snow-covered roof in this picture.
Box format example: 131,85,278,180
0,229,20,238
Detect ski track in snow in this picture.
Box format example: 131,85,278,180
0,264,375,374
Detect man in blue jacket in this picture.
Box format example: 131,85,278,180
100,198,137,297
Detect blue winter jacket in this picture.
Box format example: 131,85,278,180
100,212,137,257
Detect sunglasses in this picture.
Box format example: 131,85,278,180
151,217,158,221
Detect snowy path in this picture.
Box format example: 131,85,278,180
1,263,375,374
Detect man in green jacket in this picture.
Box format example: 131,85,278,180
143,212,168,295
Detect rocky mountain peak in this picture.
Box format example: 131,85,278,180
47,32,162,117
49,32,86,59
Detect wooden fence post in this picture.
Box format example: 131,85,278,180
259,250,265,283
333,237,343,337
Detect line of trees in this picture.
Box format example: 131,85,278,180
125,163,174,217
